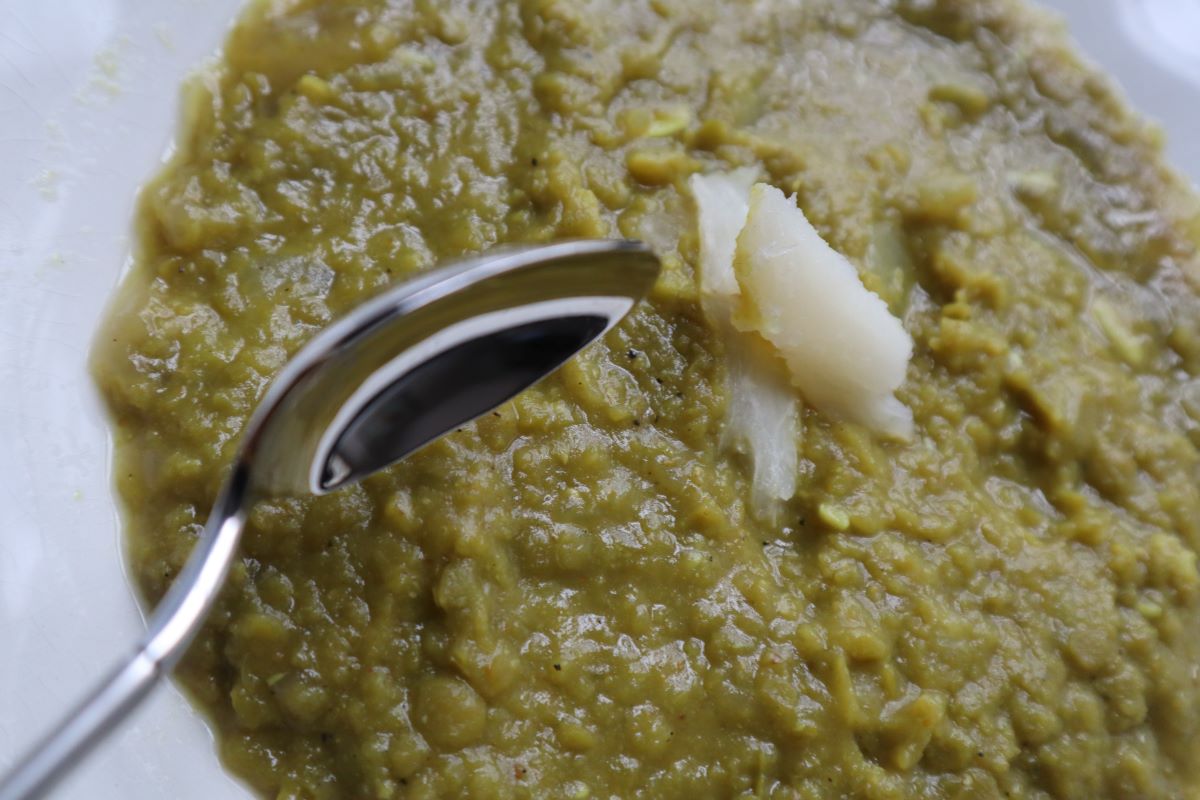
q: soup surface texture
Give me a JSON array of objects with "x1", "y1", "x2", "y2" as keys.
[{"x1": 95, "y1": 0, "x2": 1200, "y2": 797}]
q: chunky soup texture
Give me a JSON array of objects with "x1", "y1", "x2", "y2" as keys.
[{"x1": 94, "y1": 0, "x2": 1200, "y2": 797}]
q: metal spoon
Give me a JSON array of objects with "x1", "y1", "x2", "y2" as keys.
[{"x1": 0, "y1": 239, "x2": 660, "y2": 800}]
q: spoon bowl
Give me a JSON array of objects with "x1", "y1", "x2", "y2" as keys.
[{"x1": 246, "y1": 239, "x2": 658, "y2": 495}]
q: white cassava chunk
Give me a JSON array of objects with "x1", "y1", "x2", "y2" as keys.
[
  {"x1": 733, "y1": 183, "x2": 914, "y2": 439},
  {"x1": 690, "y1": 170, "x2": 800, "y2": 519}
]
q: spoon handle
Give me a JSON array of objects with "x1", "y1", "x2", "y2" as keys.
[
  {"x1": 0, "y1": 651, "x2": 160, "y2": 800},
  {"x1": 0, "y1": 474, "x2": 250, "y2": 800}
]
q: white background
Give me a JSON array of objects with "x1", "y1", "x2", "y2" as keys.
[{"x1": 0, "y1": 1, "x2": 1197, "y2": 797}]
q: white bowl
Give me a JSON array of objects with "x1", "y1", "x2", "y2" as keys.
[{"x1": 0, "y1": 1, "x2": 1196, "y2": 798}]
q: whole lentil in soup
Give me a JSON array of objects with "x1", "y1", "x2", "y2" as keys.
[{"x1": 94, "y1": 0, "x2": 1200, "y2": 798}]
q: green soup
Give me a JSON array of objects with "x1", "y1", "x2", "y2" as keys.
[{"x1": 94, "y1": 1, "x2": 1200, "y2": 797}]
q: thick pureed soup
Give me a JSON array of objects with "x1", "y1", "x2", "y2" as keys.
[{"x1": 94, "y1": 0, "x2": 1200, "y2": 797}]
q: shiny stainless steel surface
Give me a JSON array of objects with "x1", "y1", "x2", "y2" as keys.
[{"x1": 0, "y1": 240, "x2": 660, "y2": 800}]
